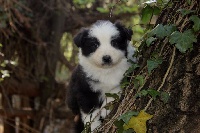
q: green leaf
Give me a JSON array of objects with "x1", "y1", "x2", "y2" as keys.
[
  {"x1": 147, "y1": 89, "x2": 160, "y2": 100},
  {"x1": 133, "y1": 79, "x2": 139, "y2": 89},
  {"x1": 148, "y1": 24, "x2": 176, "y2": 39},
  {"x1": 123, "y1": 129, "x2": 135, "y2": 133},
  {"x1": 135, "y1": 75, "x2": 145, "y2": 87},
  {"x1": 189, "y1": 15, "x2": 200, "y2": 32},
  {"x1": 169, "y1": 30, "x2": 197, "y2": 53},
  {"x1": 177, "y1": 9, "x2": 195, "y2": 16},
  {"x1": 153, "y1": 6, "x2": 161, "y2": 15},
  {"x1": 141, "y1": 5, "x2": 153, "y2": 24},
  {"x1": 114, "y1": 119, "x2": 124, "y2": 133},
  {"x1": 160, "y1": 92, "x2": 170, "y2": 104},
  {"x1": 121, "y1": 76, "x2": 130, "y2": 88},
  {"x1": 125, "y1": 63, "x2": 139, "y2": 75},
  {"x1": 96, "y1": 7, "x2": 109, "y2": 13},
  {"x1": 118, "y1": 111, "x2": 139, "y2": 124},
  {"x1": 135, "y1": 90, "x2": 148, "y2": 98},
  {"x1": 146, "y1": 37, "x2": 157, "y2": 47},
  {"x1": 133, "y1": 75, "x2": 145, "y2": 89},
  {"x1": 105, "y1": 93, "x2": 119, "y2": 100},
  {"x1": 147, "y1": 58, "x2": 163, "y2": 74},
  {"x1": 150, "y1": 52, "x2": 160, "y2": 59},
  {"x1": 164, "y1": 24, "x2": 177, "y2": 36}
]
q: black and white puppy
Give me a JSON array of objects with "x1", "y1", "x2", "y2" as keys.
[{"x1": 67, "y1": 20, "x2": 136, "y2": 133}]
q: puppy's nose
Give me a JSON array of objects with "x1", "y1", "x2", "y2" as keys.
[{"x1": 102, "y1": 55, "x2": 112, "y2": 64}]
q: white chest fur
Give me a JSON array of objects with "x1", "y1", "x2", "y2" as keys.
[
  {"x1": 80, "y1": 56, "x2": 130, "y2": 131},
  {"x1": 80, "y1": 55, "x2": 130, "y2": 94}
]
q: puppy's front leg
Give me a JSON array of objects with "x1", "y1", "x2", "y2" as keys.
[
  {"x1": 100, "y1": 97, "x2": 114, "y2": 119},
  {"x1": 100, "y1": 86, "x2": 121, "y2": 118},
  {"x1": 81, "y1": 109, "x2": 101, "y2": 131}
]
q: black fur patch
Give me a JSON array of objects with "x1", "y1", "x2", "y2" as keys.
[
  {"x1": 81, "y1": 37, "x2": 100, "y2": 57},
  {"x1": 67, "y1": 65, "x2": 103, "y2": 132},
  {"x1": 114, "y1": 21, "x2": 133, "y2": 57}
]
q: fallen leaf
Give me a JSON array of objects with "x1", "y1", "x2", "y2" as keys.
[{"x1": 124, "y1": 110, "x2": 153, "y2": 133}]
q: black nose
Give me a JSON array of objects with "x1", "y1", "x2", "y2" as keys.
[{"x1": 102, "y1": 55, "x2": 112, "y2": 64}]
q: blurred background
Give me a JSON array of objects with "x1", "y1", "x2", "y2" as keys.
[{"x1": 0, "y1": 0, "x2": 156, "y2": 132}]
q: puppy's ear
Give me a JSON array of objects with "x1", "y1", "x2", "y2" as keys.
[
  {"x1": 73, "y1": 28, "x2": 89, "y2": 48},
  {"x1": 114, "y1": 21, "x2": 133, "y2": 41}
]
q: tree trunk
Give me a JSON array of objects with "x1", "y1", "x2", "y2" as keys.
[
  {"x1": 140, "y1": 1, "x2": 200, "y2": 132},
  {"x1": 99, "y1": 0, "x2": 200, "y2": 132}
]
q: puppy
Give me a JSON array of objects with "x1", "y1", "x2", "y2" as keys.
[{"x1": 67, "y1": 20, "x2": 136, "y2": 133}]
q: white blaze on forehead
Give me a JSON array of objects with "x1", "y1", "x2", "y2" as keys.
[{"x1": 89, "y1": 21, "x2": 119, "y2": 43}]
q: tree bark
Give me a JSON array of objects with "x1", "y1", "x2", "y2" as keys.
[
  {"x1": 140, "y1": 1, "x2": 200, "y2": 132},
  {"x1": 98, "y1": 0, "x2": 200, "y2": 132}
]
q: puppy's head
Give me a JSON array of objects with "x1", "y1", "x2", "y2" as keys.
[{"x1": 74, "y1": 20, "x2": 133, "y2": 69}]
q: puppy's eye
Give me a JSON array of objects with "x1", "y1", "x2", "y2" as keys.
[
  {"x1": 91, "y1": 42, "x2": 99, "y2": 48},
  {"x1": 111, "y1": 40, "x2": 119, "y2": 46},
  {"x1": 86, "y1": 42, "x2": 99, "y2": 48},
  {"x1": 94, "y1": 43, "x2": 99, "y2": 48},
  {"x1": 85, "y1": 37, "x2": 99, "y2": 48}
]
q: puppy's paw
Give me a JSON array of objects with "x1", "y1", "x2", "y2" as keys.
[
  {"x1": 90, "y1": 120, "x2": 101, "y2": 131},
  {"x1": 100, "y1": 108, "x2": 111, "y2": 119}
]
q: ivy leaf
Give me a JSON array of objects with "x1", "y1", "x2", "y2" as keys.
[
  {"x1": 123, "y1": 129, "x2": 135, "y2": 133},
  {"x1": 114, "y1": 119, "x2": 125, "y2": 133},
  {"x1": 135, "y1": 90, "x2": 148, "y2": 98},
  {"x1": 105, "y1": 93, "x2": 119, "y2": 100},
  {"x1": 148, "y1": 24, "x2": 176, "y2": 39},
  {"x1": 124, "y1": 110, "x2": 153, "y2": 133},
  {"x1": 160, "y1": 92, "x2": 170, "y2": 104},
  {"x1": 147, "y1": 89, "x2": 160, "y2": 100},
  {"x1": 169, "y1": 30, "x2": 197, "y2": 53},
  {"x1": 125, "y1": 63, "x2": 139, "y2": 75},
  {"x1": 133, "y1": 79, "x2": 139, "y2": 89},
  {"x1": 189, "y1": 15, "x2": 200, "y2": 32},
  {"x1": 118, "y1": 111, "x2": 139, "y2": 124},
  {"x1": 148, "y1": 24, "x2": 165, "y2": 38},
  {"x1": 177, "y1": 9, "x2": 195, "y2": 16},
  {"x1": 164, "y1": 24, "x2": 177, "y2": 36},
  {"x1": 147, "y1": 57, "x2": 163, "y2": 74},
  {"x1": 146, "y1": 37, "x2": 157, "y2": 47},
  {"x1": 153, "y1": 6, "x2": 161, "y2": 15},
  {"x1": 141, "y1": 5, "x2": 153, "y2": 24},
  {"x1": 121, "y1": 80, "x2": 130, "y2": 88},
  {"x1": 135, "y1": 75, "x2": 145, "y2": 87},
  {"x1": 133, "y1": 75, "x2": 145, "y2": 89}
]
